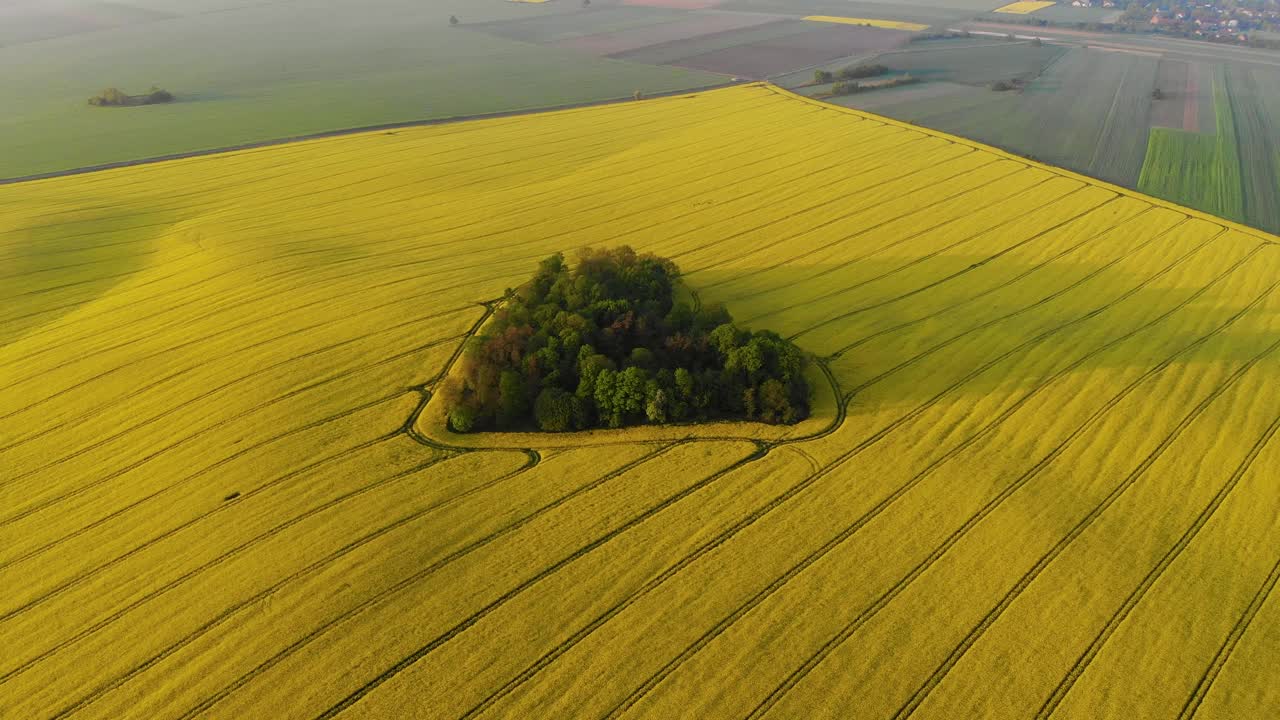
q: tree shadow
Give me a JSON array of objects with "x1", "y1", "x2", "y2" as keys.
[{"x1": 686, "y1": 251, "x2": 1278, "y2": 408}]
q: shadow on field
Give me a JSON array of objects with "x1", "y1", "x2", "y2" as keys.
[
  {"x1": 0, "y1": 203, "x2": 183, "y2": 349},
  {"x1": 688, "y1": 252, "x2": 1277, "y2": 409}
]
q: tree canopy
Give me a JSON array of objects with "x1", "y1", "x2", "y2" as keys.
[{"x1": 439, "y1": 246, "x2": 811, "y2": 433}]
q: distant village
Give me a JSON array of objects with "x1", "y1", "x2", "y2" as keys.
[{"x1": 1025, "y1": 1, "x2": 1280, "y2": 47}]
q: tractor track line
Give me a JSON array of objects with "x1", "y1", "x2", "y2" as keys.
[
  {"x1": 6, "y1": 449, "x2": 536, "y2": 695},
  {"x1": 106, "y1": 443, "x2": 678, "y2": 719},
  {"x1": 0, "y1": 432, "x2": 399, "y2": 627},
  {"x1": 0, "y1": 105, "x2": 853, "y2": 356},
  {"x1": 1035, "y1": 407, "x2": 1280, "y2": 718},
  {"x1": 0, "y1": 90, "x2": 766, "y2": 246},
  {"x1": 831, "y1": 209, "x2": 1182, "y2": 358},
  {"x1": 0, "y1": 390, "x2": 407, "y2": 573},
  {"x1": 1177, "y1": 551, "x2": 1280, "y2": 719},
  {"x1": 601, "y1": 234, "x2": 1241, "y2": 719},
  {"x1": 751, "y1": 183, "x2": 1107, "y2": 328},
  {"x1": 698, "y1": 157, "x2": 1040, "y2": 295},
  {"x1": 664, "y1": 141, "x2": 984, "y2": 267},
  {"x1": 743, "y1": 249, "x2": 1269, "y2": 719},
  {"x1": 0, "y1": 327, "x2": 467, "y2": 503},
  {"x1": 0, "y1": 334, "x2": 462, "y2": 534},
  {"x1": 788, "y1": 194, "x2": 1133, "y2": 339},
  {"x1": 311, "y1": 442, "x2": 769, "y2": 720},
  {"x1": 837, "y1": 228, "x2": 1225, "y2": 398},
  {"x1": 0, "y1": 303, "x2": 474, "y2": 433},
  {"x1": 884, "y1": 279, "x2": 1280, "y2": 720}
]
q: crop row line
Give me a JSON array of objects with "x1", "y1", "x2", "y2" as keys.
[
  {"x1": 0, "y1": 300, "x2": 474, "y2": 439},
  {"x1": 1, "y1": 258, "x2": 478, "y2": 390},
  {"x1": 1034, "y1": 405, "x2": 1280, "y2": 718},
  {"x1": 0, "y1": 95, "x2": 786, "y2": 285},
  {"x1": 163, "y1": 442, "x2": 684, "y2": 719},
  {"x1": 2, "y1": 84, "x2": 771, "y2": 216},
  {"x1": 303, "y1": 121, "x2": 915, "y2": 295},
  {"x1": 0, "y1": 429, "x2": 392, "y2": 628},
  {"x1": 0, "y1": 337, "x2": 462, "y2": 619},
  {"x1": 0, "y1": 102, "x2": 765, "y2": 306},
  {"x1": 116, "y1": 98, "x2": 811, "y2": 286},
  {"x1": 0, "y1": 390, "x2": 404, "y2": 574},
  {"x1": 786, "y1": 190, "x2": 1123, "y2": 339},
  {"x1": 0, "y1": 93, "x2": 791, "y2": 318},
  {"x1": 438, "y1": 220, "x2": 1222, "y2": 720},
  {"x1": 830, "y1": 208, "x2": 1178, "y2": 359},
  {"x1": 684, "y1": 154, "x2": 1025, "y2": 295},
  {"x1": 693, "y1": 156, "x2": 1035, "y2": 295},
  {"x1": 214, "y1": 98, "x2": 813, "y2": 245},
  {"x1": 41, "y1": 447, "x2": 461, "y2": 719},
  {"x1": 8, "y1": 440, "x2": 465, "y2": 686},
  {"x1": 838, "y1": 225, "x2": 1219, "y2": 400},
  {"x1": 1177, "y1": 549, "x2": 1280, "y2": 719},
  {"x1": 0, "y1": 102, "x2": 842, "y2": 361},
  {"x1": 0, "y1": 89, "x2": 771, "y2": 249},
  {"x1": 0, "y1": 315, "x2": 468, "y2": 504},
  {"x1": 752, "y1": 181, "x2": 1104, "y2": 329},
  {"x1": 0, "y1": 246, "x2": 165, "y2": 284},
  {"x1": 312, "y1": 441, "x2": 769, "y2": 720},
  {"x1": 460, "y1": 218, "x2": 1207, "y2": 717},
  {"x1": 746, "y1": 245, "x2": 1269, "y2": 719},
  {"x1": 3, "y1": 300, "x2": 493, "y2": 680},
  {"x1": 636, "y1": 130, "x2": 941, "y2": 266}
]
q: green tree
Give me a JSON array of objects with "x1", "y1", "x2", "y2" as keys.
[
  {"x1": 449, "y1": 404, "x2": 478, "y2": 433},
  {"x1": 534, "y1": 387, "x2": 576, "y2": 431},
  {"x1": 645, "y1": 381, "x2": 668, "y2": 424},
  {"x1": 629, "y1": 346, "x2": 655, "y2": 368},
  {"x1": 594, "y1": 368, "x2": 620, "y2": 427},
  {"x1": 757, "y1": 379, "x2": 795, "y2": 424},
  {"x1": 498, "y1": 369, "x2": 527, "y2": 427},
  {"x1": 674, "y1": 367, "x2": 695, "y2": 401}
]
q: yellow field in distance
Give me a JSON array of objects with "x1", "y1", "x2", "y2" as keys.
[
  {"x1": 994, "y1": 1, "x2": 1057, "y2": 14},
  {"x1": 802, "y1": 15, "x2": 931, "y2": 32},
  {"x1": 2, "y1": 83, "x2": 1278, "y2": 720}
]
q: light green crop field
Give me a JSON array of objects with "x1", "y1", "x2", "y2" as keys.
[
  {"x1": 3, "y1": 83, "x2": 1279, "y2": 719},
  {"x1": 0, "y1": 0, "x2": 722, "y2": 179},
  {"x1": 1139, "y1": 68, "x2": 1245, "y2": 224},
  {"x1": 849, "y1": 47, "x2": 1154, "y2": 187}
]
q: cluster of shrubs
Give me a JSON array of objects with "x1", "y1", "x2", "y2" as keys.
[
  {"x1": 439, "y1": 247, "x2": 811, "y2": 433},
  {"x1": 831, "y1": 74, "x2": 919, "y2": 96},
  {"x1": 990, "y1": 78, "x2": 1026, "y2": 92},
  {"x1": 813, "y1": 63, "x2": 889, "y2": 85},
  {"x1": 88, "y1": 86, "x2": 174, "y2": 107},
  {"x1": 910, "y1": 30, "x2": 971, "y2": 42}
]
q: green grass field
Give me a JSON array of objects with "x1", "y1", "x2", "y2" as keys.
[
  {"x1": 874, "y1": 40, "x2": 1067, "y2": 86},
  {"x1": 1224, "y1": 65, "x2": 1280, "y2": 234},
  {"x1": 0, "y1": 0, "x2": 723, "y2": 179},
  {"x1": 1139, "y1": 68, "x2": 1246, "y2": 225}
]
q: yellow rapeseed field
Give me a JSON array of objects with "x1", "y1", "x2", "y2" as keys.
[
  {"x1": 993, "y1": 1, "x2": 1057, "y2": 14},
  {"x1": 2, "y1": 83, "x2": 1278, "y2": 720},
  {"x1": 802, "y1": 16, "x2": 931, "y2": 32}
]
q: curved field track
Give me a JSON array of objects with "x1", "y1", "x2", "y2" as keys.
[{"x1": 2, "y1": 83, "x2": 1279, "y2": 720}]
